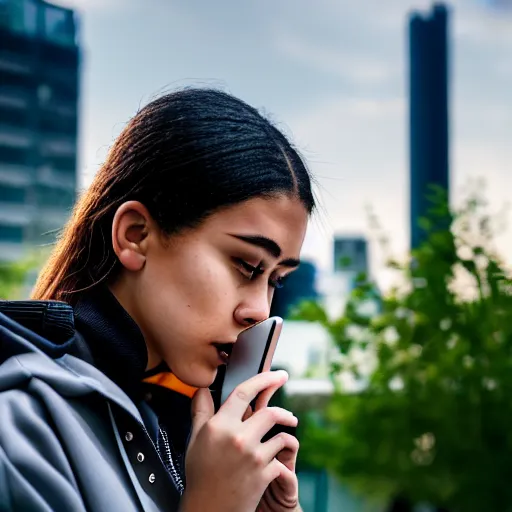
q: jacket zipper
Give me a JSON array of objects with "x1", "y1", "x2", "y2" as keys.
[
  {"x1": 159, "y1": 427, "x2": 185, "y2": 495},
  {"x1": 141, "y1": 426, "x2": 184, "y2": 495}
]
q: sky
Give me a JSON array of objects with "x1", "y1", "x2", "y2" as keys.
[{"x1": 54, "y1": 0, "x2": 512, "y2": 290}]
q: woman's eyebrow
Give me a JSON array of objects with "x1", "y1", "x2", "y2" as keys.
[{"x1": 229, "y1": 234, "x2": 301, "y2": 268}]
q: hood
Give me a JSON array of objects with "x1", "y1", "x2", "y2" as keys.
[{"x1": 0, "y1": 306, "x2": 143, "y2": 424}]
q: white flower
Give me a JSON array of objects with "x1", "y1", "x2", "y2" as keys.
[
  {"x1": 463, "y1": 355, "x2": 474, "y2": 369},
  {"x1": 483, "y1": 378, "x2": 497, "y2": 391},
  {"x1": 382, "y1": 326, "x2": 399, "y2": 346},
  {"x1": 440, "y1": 318, "x2": 452, "y2": 331},
  {"x1": 409, "y1": 344, "x2": 423, "y2": 358},
  {"x1": 388, "y1": 376, "x2": 404, "y2": 391}
]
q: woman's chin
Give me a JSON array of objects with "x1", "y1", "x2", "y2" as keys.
[{"x1": 175, "y1": 366, "x2": 219, "y2": 390}]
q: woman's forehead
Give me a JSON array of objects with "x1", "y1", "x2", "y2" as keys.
[{"x1": 201, "y1": 196, "x2": 308, "y2": 254}]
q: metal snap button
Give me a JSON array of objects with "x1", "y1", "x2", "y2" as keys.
[
  {"x1": 149, "y1": 473, "x2": 156, "y2": 484},
  {"x1": 137, "y1": 453, "x2": 145, "y2": 463},
  {"x1": 125, "y1": 432, "x2": 134, "y2": 442}
]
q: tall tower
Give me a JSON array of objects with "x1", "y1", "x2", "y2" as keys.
[{"x1": 409, "y1": 4, "x2": 450, "y2": 249}]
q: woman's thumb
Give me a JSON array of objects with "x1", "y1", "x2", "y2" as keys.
[{"x1": 189, "y1": 388, "x2": 215, "y2": 446}]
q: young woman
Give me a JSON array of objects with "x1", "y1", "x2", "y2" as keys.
[{"x1": 0, "y1": 88, "x2": 315, "y2": 511}]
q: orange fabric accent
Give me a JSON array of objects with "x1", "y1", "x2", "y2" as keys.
[{"x1": 143, "y1": 372, "x2": 198, "y2": 398}]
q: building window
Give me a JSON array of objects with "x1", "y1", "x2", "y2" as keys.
[
  {"x1": 0, "y1": 224, "x2": 24, "y2": 243},
  {"x1": 43, "y1": 5, "x2": 75, "y2": 46},
  {"x1": 38, "y1": 79, "x2": 78, "y2": 104},
  {"x1": 45, "y1": 155, "x2": 75, "y2": 171},
  {"x1": 0, "y1": 184, "x2": 26, "y2": 203},
  {"x1": 35, "y1": 184, "x2": 75, "y2": 209},
  {"x1": 1, "y1": 69, "x2": 34, "y2": 90},
  {"x1": 0, "y1": 146, "x2": 28, "y2": 165},
  {"x1": 37, "y1": 84, "x2": 52, "y2": 104},
  {"x1": 355, "y1": 240, "x2": 366, "y2": 254},
  {"x1": 335, "y1": 240, "x2": 345, "y2": 251},
  {"x1": 0, "y1": 0, "x2": 37, "y2": 36},
  {"x1": 22, "y1": 0, "x2": 37, "y2": 35},
  {"x1": 0, "y1": 106, "x2": 29, "y2": 128},
  {"x1": 39, "y1": 112, "x2": 76, "y2": 135},
  {"x1": 0, "y1": 1, "x2": 10, "y2": 31}
]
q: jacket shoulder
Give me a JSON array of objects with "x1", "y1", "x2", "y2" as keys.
[{"x1": 0, "y1": 300, "x2": 94, "y2": 364}]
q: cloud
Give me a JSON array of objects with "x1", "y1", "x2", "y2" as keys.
[
  {"x1": 288, "y1": 95, "x2": 406, "y2": 165},
  {"x1": 285, "y1": 93, "x2": 408, "y2": 281},
  {"x1": 274, "y1": 32, "x2": 397, "y2": 87}
]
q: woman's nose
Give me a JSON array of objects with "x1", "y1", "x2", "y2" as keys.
[{"x1": 234, "y1": 294, "x2": 270, "y2": 327}]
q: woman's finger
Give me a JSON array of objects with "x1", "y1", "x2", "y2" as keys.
[
  {"x1": 243, "y1": 407, "x2": 298, "y2": 443},
  {"x1": 253, "y1": 380, "x2": 284, "y2": 412},
  {"x1": 262, "y1": 453, "x2": 296, "y2": 485},
  {"x1": 219, "y1": 370, "x2": 288, "y2": 420},
  {"x1": 258, "y1": 432, "x2": 300, "y2": 466},
  {"x1": 276, "y1": 437, "x2": 299, "y2": 472}
]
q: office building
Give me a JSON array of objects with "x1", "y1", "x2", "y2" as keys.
[
  {"x1": 409, "y1": 3, "x2": 450, "y2": 249},
  {"x1": 0, "y1": 0, "x2": 80, "y2": 261}
]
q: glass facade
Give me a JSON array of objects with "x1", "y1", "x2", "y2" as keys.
[{"x1": 0, "y1": 0, "x2": 80, "y2": 260}]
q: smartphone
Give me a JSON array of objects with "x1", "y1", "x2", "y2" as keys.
[{"x1": 219, "y1": 316, "x2": 283, "y2": 407}]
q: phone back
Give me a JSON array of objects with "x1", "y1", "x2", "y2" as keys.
[{"x1": 220, "y1": 316, "x2": 283, "y2": 406}]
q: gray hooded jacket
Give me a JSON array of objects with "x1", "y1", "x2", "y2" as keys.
[{"x1": 0, "y1": 306, "x2": 182, "y2": 512}]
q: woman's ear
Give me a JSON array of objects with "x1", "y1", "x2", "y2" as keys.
[{"x1": 112, "y1": 201, "x2": 152, "y2": 272}]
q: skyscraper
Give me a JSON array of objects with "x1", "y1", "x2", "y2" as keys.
[
  {"x1": 409, "y1": 3, "x2": 450, "y2": 249},
  {"x1": 0, "y1": 0, "x2": 80, "y2": 261}
]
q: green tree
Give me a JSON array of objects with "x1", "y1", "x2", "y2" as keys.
[
  {"x1": 294, "y1": 187, "x2": 512, "y2": 511},
  {"x1": 0, "y1": 257, "x2": 38, "y2": 299}
]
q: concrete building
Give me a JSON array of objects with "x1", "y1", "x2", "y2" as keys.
[{"x1": 0, "y1": 0, "x2": 80, "y2": 261}]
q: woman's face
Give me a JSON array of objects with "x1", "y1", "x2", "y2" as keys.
[{"x1": 111, "y1": 195, "x2": 309, "y2": 388}]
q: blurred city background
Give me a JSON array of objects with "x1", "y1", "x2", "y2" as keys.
[{"x1": 1, "y1": 0, "x2": 512, "y2": 510}]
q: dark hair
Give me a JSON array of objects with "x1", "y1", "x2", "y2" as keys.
[{"x1": 32, "y1": 88, "x2": 315, "y2": 304}]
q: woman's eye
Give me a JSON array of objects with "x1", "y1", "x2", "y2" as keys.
[
  {"x1": 234, "y1": 259, "x2": 288, "y2": 289},
  {"x1": 269, "y1": 274, "x2": 288, "y2": 289},
  {"x1": 235, "y1": 258, "x2": 263, "y2": 280}
]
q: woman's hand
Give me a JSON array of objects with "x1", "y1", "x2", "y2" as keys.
[
  {"x1": 251, "y1": 381, "x2": 301, "y2": 512},
  {"x1": 255, "y1": 438, "x2": 301, "y2": 512},
  {"x1": 181, "y1": 370, "x2": 298, "y2": 512}
]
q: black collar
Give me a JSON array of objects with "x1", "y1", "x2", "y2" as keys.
[{"x1": 73, "y1": 285, "x2": 154, "y2": 400}]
